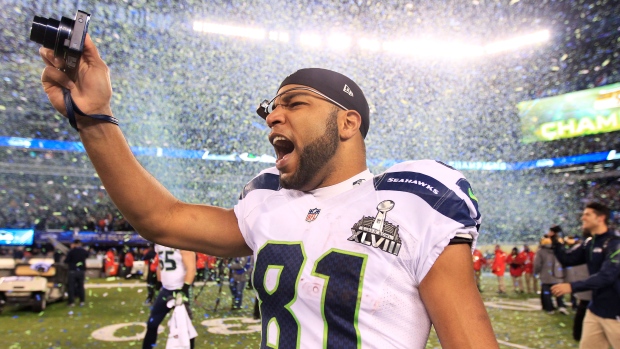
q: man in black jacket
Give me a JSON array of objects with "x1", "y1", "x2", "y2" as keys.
[
  {"x1": 550, "y1": 202, "x2": 620, "y2": 348},
  {"x1": 65, "y1": 239, "x2": 90, "y2": 306}
]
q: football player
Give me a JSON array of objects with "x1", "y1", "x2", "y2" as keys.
[
  {"x1": 39, "y1": 35, "x2": 497, "y2": 348},
  {"x1": 142, "y1": 245, "x2": 196, "y2": 349}
]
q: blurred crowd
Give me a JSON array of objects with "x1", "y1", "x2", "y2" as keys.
[
  {"x1": 0, "y1": 0, "x2": 618, "y2": 241},
  {"x1": 0, "y1": 176, "x2": 133, "y2": 231}
]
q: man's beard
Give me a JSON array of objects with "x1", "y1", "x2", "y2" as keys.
[{"x1": 280, "y1": 109, "x2": 339, "y2": 190}]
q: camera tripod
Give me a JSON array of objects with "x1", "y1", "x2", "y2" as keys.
[{"x1": 192, "y1": 258, "x2": 229, "y2": 312}]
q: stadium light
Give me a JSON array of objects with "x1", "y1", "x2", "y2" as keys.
[
  {"x1": 193, "y1": 22, "x2": 266, "y2": 40},
  {"x1": 192, "y1": 21, "x2": 550, "y2": 57},
  {"x1": 484, "y1": 30, "x2": 550, "y2": 54},
  {"x1": 327, "y1": 33, "x2": 352, "y2": 50},
  {"x1": 451, "y1": 43, "x2": 484, "y2": 58},
  {"x1": 382, "y1": 38, "x2": 485, "y2": 59},
  {"x1": 357, "y1": 37, "x2": 381, "y2": 51},
  {"x1": 381, "y1": 40, "x2": 411, "y2": 54},
  {"x1": 269, "y1": 31, "x2": 289, "y2": 42},
  {"x1": 299, "y1": 32, "x2": 322, "y2": 48}
]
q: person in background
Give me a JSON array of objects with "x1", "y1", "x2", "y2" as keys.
[
  {"x1": 65, "y1": 239, "x2": 89, "y2": 307},
  {"x1": 195, "y1": 252, "x2": 208, "y2": 282},
  {"x1": 492, "y1": 245, "x2": 507, "y2": 294},
  {"x1": 472, "y1": 248, "x2": 486, "y2": 292},
  {"x1": 563, "y1": 235, "x2": 580, "y2": 309},
  {"x1": 54, "y1": 247, "x2": 65, "y2": 264},
  {"x1": 121, "y1": 246, "x2": 134, "y2": 278},
  {"x1": 205, "y1": 254, "x2": 217, "y2": 281},
  {"x1": 519, "y1": 244, "x2": 537, "y2": 294},
  {"x1": 534, "y1": 228, "x2": 569, "y2": 315},
  {"x1": 23, "y1": 248, "x2": 33, "y2": 260},
  {"x1": 550, "y1": 203, "x2": 620, "y2": 348},
  {"x1": 143, "y1": 245, "x2": 196, "y2": 349},
  {"x1": 506, "y1": 247, "x2": 525, "y2": 293},
  {"x1": 12, "y1": 246, "x2": 25, "y2": 262},
  {"x1": 562, "y1": 231, "x2": 592, "y2": 342},
  {"x1": 142, "y1": 244, "x2": 158, "y2": 305},
  {"x1": 229, "y1": 256, "x2": 251, "y2": 310},
  {"x1": 104, "y1": 247, "x2": 117, "y2": 277}
]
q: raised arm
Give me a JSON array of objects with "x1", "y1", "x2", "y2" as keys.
[
  {"x1": 552, "y1": 240, "x2": 587, "y2": 267},
  {"x1": 419, "y1": 244, "x2": 498, "y2": 349},
  {"x1": 38, "y1": 34, "x2": 250, "y2": 257},
  {"x1": 552, "y1": 239, "x2": 620, "y2": 297}
]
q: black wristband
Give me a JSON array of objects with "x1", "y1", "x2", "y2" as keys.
[
  {"x1": 181, "y1": 282, "x2": 190, "y2": 296},
  {"x1": 62, "y1": 87, "x2": 119, "y2": 131}
]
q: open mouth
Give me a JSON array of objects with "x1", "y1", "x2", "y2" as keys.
[{"x1": 272, "y1": 136, "x2": 295, "y2": 161}]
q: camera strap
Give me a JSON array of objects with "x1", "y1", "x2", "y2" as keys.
[{"x1": 62, "y1": 87, "x2": 119, "y2": 131}]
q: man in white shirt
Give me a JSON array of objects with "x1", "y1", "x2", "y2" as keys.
[
  {"x1": 142, "y1": 245, "x2": 196, "y2": 349},
  {"x1": 38, "y1": 34, "x2": 497, "y2": 348}
]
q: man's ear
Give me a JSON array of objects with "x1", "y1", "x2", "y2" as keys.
[{"x1": 340, "y1": 110, "x2": 362, "y2": 140}]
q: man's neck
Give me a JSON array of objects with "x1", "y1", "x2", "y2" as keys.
[
  {"x1": 306, "y1": 157, "x2": 367, "y2": 191},
  {"x1": 591, "y1": 225, "x2": 609, "y2": 236}
]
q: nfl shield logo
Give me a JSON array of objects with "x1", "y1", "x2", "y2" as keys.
[{"x1": 305, "y1": 208, "x2": 321, "y2": 222}]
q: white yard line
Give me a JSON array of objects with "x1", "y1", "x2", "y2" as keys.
[
  {"x1": 84, "y1": 281, "x2": 534, "y2": 349},
  {"x1": 497, "y1": 339, "x2": 533, "y2": 349}
]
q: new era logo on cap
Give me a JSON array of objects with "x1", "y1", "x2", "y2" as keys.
[{"x1": 343, "y1": 84, "x2": 354, "y2": 97}]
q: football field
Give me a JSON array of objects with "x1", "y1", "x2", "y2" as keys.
[{"x1": 1, "y1": 273, "x2": 579, "y2": 348}]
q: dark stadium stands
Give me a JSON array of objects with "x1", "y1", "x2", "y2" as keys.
[{"x1": 1, "y1": 0, "x2": 619, "y2": 243}]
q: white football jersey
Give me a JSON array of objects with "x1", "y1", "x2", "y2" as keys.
[
  {"x1": 234, "y1": 160, "x2": 481, "y2": 349},
  {"x1": 155, "y1": 244, "x2": 186, "y2": 290}
]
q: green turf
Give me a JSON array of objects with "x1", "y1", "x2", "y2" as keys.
[{"x1": 0, "y1": 275, "x2": 581, "y2": 348}]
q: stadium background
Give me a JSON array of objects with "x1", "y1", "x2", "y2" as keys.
[
  {"x1": 2, "y1": 0, "x2": 619, "y2": 244},
  {"x1": 0, "y1": 0, "x2": 619, "y2": 348}
]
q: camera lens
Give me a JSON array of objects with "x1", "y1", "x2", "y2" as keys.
[
  {"x1": 30, "y1": 16, "x2": 59, "y2": 49},
  {"x1": 30, "y1": 15, "x2": 74, "y2": 56}
]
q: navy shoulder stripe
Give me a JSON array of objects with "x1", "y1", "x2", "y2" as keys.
[
  {"x1": 435, "y1": 160, "x2": 457, "y2": 171},
  {"x1": 374, "y1": 171, "x2": 476, "y2": 227},
  {"x1": 456, "y1": 178, "x2": 481, "y2": 220},
  {"x1": 239, "y1": 173, "x2": 280, "y2": 200}
]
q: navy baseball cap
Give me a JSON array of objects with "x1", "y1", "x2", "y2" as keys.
[{"x1": 259, "y1": 68, "x2": 370, "y2": 138}]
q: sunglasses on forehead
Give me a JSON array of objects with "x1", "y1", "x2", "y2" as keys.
[{"x1": 256, "y1": 86, "x2": 348, "y2": 119}]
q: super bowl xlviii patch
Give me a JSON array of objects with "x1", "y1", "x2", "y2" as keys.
[
  {"x1": 305, "y1": 208, "x2": 321, "y2": 222},
  {"x1": 348, "y1": 200, "x2": 402, "y2": 256}
]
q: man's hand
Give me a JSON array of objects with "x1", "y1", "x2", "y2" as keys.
[
  {"x1": 173, "y1": 283, "x2": 191, "y2": 304},
  {"x1": 551, "y1": 283, "x2": 571, "y2": 296},
  {"x1": 39, "y1": 34, "x2": 114, "y2": 121}
]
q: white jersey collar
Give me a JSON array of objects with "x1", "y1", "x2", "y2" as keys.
[{"x1": 308, "y1": 169, "x2": 374, "y2": 202}]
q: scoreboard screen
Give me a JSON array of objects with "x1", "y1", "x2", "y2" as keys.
[
  {"x1": 0, "y1": 229, "x2": 35, "y2": 246},
  {"x1": 518, "y1": 82, "x2": 620, "y2": 143}
]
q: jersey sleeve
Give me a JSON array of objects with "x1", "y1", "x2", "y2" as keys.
[
  {"x1": 415, "y1": 203, "x2": 480, "y2": 283},
  {"x1": 378, "y1": 160, "x2": 481, "y2": 284},
  {"x1": 233, "y1": 167, "x2": 281, "y2": 251}
]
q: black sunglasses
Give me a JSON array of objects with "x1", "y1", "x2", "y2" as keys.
[{"x1": 256, "y1": 86, "x2": 347, "y2": 119}]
